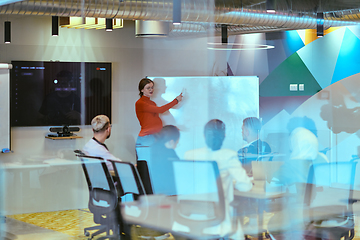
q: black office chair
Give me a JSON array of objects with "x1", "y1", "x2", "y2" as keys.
[
  {"x1": 79, "y1": 155, "x2": 122, "y2": 240},
  {"x1": 110, "y1": 161, "x2": 146, "y2": 201},
  {"x1": 111, "y1": 161, "x2": 171, "y2": 239},
  {"x1": 136, "y1": 160, "x2": 154, "y2": 195},
  {"x1": 303, "y1": 161, "x2": 357, "y2": 240},
  {"x1": 74, "y1": 149, "x2": 86, "y2": 156},
  {"x1": 170, "y1": 160, "x2": 235, "y2": 239}
]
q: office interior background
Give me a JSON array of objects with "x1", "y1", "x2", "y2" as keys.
[{"x1": 2, "y1": 0, "x2": 360, "y2": 239}]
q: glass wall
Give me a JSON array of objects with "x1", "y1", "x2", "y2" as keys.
[{"x1": 1, "y1": 1, "x2": 360, "y2": 239}]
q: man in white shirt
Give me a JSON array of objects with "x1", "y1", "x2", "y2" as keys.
[
  {"x1": 184, "y1": 119, "x2": 252, "y2": 240},
  {"x1": 83, "y1": 115, "x2": 121, "y2": 170}
]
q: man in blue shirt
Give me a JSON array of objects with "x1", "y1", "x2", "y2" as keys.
[{"x1": 238, "y1": 117, "x2": 271, "y2": 174}]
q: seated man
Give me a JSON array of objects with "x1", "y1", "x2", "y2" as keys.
[
  {"x1": 184, "y1": 119, "x2": 252, "y2": 240},
  {"x1": 133, "y1": 126, "x2": 179, "y2": 240},
  {"x1": 83, "y1": 115, "x2": 131, "y2": 240},
  {"x1": 83, "y1": 115, "x2": 121, "y2": 170},
  {"x1": 238, "y1": 117, "x2": 271, "y2": 174},
  {"x1": 148, "y1": 125, "x2": 180, "y2": 196}
]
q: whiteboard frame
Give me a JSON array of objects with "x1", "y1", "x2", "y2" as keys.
[{"x1": 0, "y1": 63, "x2": 12, "y2": 151}]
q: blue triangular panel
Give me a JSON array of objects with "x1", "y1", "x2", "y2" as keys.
[
  {"x1": 298, "y1": 28, "x2": 345, "y2": 89},
  {"x1": 284, "y1": 30, "x2": 305, "y2": 56},
  {"x1": 347, "y1": 25, "x2": 360, "y2": 40},
  {"x1": 332, "y1": 28, "x2": 360, "y2": 84}
]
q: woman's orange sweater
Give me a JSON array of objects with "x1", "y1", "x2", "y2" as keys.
[{"x1": 135, "y1": 95, "x2": 177, "y2": 136}]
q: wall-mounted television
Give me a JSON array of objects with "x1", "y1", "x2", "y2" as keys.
[{"x1": 10, "y1": 61, "x2": 112, "y2": 127}]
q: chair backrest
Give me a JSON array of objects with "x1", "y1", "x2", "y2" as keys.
[
  {"x1": 304, "y1": 161, "x2": 357, "y2": 221},
  {"x1": 79, "y1": 155, "x2": 118, "y2": 213},
  {"x1": 171, "y1": 160, "x2": 226, "y2": 234},
  {"x1": 110, "y1": 161, "x2": 146, "y2": 201},
  {"x1": 74, "y1": 149, "x2": 86, "y2": 156},
  {"x1": 136, "y1": 160, "x2": 154, "y2": 194}
]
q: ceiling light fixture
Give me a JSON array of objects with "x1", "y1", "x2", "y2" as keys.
[
  {"x1": 60, "y1": 17, "x2": 123, "y2": 30},
  {"x1": 317, "y1": 12, "x2": 324, "y2": 37},
  {"x1": 106, "y1": 18, "x2": 113, "y2": 31},
  {"x1": 173, "y1": 0, "x2": 181, "y2": 25},
  {"x1": 207, "y1": 43, "x2": 275, "y2": 51},
  {"x1": 52, "y1": 16, "x2": 59, "y2": 36},
  {"x1": 266, "y1": 0, "x2": 275, "y2": 13},
  {"x1": 4, "y1": 21, "x2": 10, "y2": 43},
  {"x1": 221, "y1": 25, "x2": 228, "y2": 44}
]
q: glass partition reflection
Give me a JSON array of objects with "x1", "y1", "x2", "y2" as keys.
[{"x1": 1, "y1": 1, "x2": 359, "y2": 239}]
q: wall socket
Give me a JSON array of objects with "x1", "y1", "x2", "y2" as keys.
[
  {"x1": 290, "y1": 84, "x2": 298, "y2": 91},
  {"x1": 299, "y1": 84, "x2": 304, "y2": 91}
]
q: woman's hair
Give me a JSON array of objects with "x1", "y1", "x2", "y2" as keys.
[
  {"x1": 287, "y1": 116, "x2": 317, "y2": 137},
  {"x1": 138, "y1": 78, "x2": 154, "y2": 97},
  {"x1": 204, "y1": 119, "x2": 225, "y2": 151}
]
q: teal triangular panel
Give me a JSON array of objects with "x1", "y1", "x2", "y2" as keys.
[
  {"x1": 298, "y1": 28, "x2": 345, "y2": 89},
  {"x1": 260, "y1": 53, "x2": 322, "y2": 97},
  {"x1": 332, "y1": 28, "x2": 360, "y2": 83}
]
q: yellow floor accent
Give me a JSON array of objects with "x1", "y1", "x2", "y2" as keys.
[
  {"x1": 8, "y1": 209, "x2": 95, "y2": 238},
  {"x1": 7, "y1": 209, "x2": 175, "y2": 240},
  {"x1": 11, "y1": 209, "x2": 360, "y2": 240}
]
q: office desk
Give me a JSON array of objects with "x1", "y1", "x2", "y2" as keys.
[
  {"x1": 234, "y1": 181, "x2": 287, "y2": 239},
  {"x1": 122, "y1": 185, "x2": 286, "y2": 240},
  {"x1": 122, "y1": 195, "x2": 181, "y2": 237},
  {"x1": 123, "y1": 183, "x2": 357, "y2": 240},
  {"x1": 122, "y1": 194, "x2": 231, "y2": 240},
  {"x1": 2, "y1": 158, "x2": 88, "y2": 215},
  {"x1": 235, "y1": 182, "x2": 357, "y2": 239}
]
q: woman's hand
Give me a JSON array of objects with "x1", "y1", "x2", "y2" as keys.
[{"x1": 176, "y1": 92, "x2": 183, "y2": 102}]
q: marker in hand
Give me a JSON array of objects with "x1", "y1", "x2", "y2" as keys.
[
  {"x1": 182, "y1": 88, "x2": 186, "y2": 97},
  {"x1": 176, "y1": 92, "x2": 183, "y2": 102}
]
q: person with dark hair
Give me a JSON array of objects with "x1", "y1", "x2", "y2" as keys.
[
  {"x1": 135, "y1": 77, "x2": 183, "y2": 161},
  {"x1": 184, "y1": 119, "x2": 252, "y2": 239},
  {"x1": 238, "y1": 117, "x2": 271, "y2": 174},
  {"x1": 266, "y1": 127, "x2": 328, "y2": 240},
  {"x1": 147, "y1": 125, "x2": 180, "y2": 196},
  {"x1": 132, "y1": 125, "x2": 181, "y2": 240},
  {"x1": 286, "y1": 116, "x2": 318, "y2": 137},
  {"x1": 156, "y1": 125, "x2": 180, "y2": 147},
  {"x1": 83, "y1": 115, "x2": 121, "y2": 170}
]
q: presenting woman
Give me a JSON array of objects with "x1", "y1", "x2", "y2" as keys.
[{"x1": 135, "y1": 77, "x2": 183, "y2": 161}]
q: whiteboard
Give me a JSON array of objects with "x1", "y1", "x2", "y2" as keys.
[
  {"x1": 149, "y1": 76, "x2": 259, "y2": 158},
  {"x1": 0, "y1": 64, "x2": 11, "y2": 151}
]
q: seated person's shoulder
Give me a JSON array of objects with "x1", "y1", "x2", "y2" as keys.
[
  {"x1": 220, "y1": 148, "x2": 238, "y2": 156},
  {"x1": 261, "y1": 140, "x2": 271, "y2": 153},
  {"x1": 315, "y1": 152, "x2": 329, "y2": 163},
  {"x1": 238, "y1": 145, "x2": 249, "y2": 155},
  {"x1": 184, "y1": 147, "x2": 207, "y2": 160}
]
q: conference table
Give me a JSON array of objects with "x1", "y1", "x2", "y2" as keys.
[
  {"x1": 234, "y1": 181, "x2": 288, "y2": 239},
  {"x1": 121, "y1": 181, "x2": 288, "y2": 240}
]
